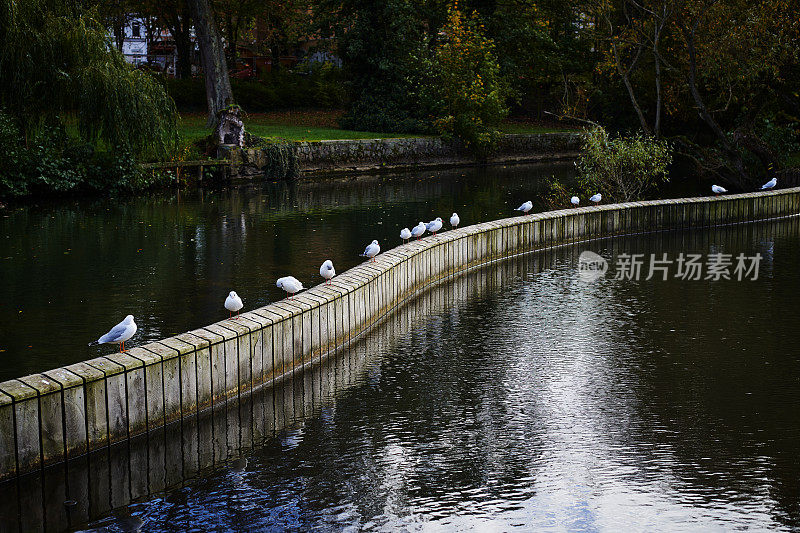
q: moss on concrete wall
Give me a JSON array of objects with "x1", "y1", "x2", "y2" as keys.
[{"x1": 222, "y1": 133, "x2": 581, "y2": 179}]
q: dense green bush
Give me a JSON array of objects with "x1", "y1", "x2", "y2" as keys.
[
  {"x1": 233, "y1": 81, "x2": 280, "y2": 110},
  {"x1": 332, "y1": 2, "x2": 509, "y2": 149},
  {"x1": 0, "y1": 112, "x2": 170, "y2": 198},
  {"x1": 749, "y1": 118, "x2": 799, "y2": 171},
  {"x1": 575, "y1": 126, "x2": 672, "y2": 202},
  {"x1": 164, "y1": 64, "x2": 347, "y2": 112},
  {"x1": 340, "y1": 94, "x2": 432, "y2": 133},
  {"x1": 331, "y1": 0, "x2": 436, "y2": 134}
]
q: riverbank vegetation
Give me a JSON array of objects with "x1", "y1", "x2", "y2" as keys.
[
  {"x1": 1, "y1": 0, "x2": 798, "y2": 199},
  {"x1": 322, "y1": 0, "x2": 798, "y2": 188},
  {"x1": 579, "y1": 126, "x2": 672, "y2": 202},
  {"x1": 176, "y1": 111, "x2": 574, "y2": 144},
  {"x1": 179, "y1": 0, "x2": 798, "y2": 188},
  {"x1": 0, "y1": 0, "x2": 177, "y2": 197}
]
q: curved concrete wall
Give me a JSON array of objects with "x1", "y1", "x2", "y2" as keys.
[
  {"x1": 1, "y1": 188, "x2": 799, "y2": 481},
  {"x1": 0, "y1": 251, "x2": 529, "y2": 531}
]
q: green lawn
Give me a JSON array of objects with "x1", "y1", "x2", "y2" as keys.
[
  {"x1": 178, "y1": 111, "x2": 578, "y2": 145},
  {"x1": 248, "y1": 124, "x2": 422, "y2": 142},
  {"x1": 178, "y1": 112, "x2": 422, "y2": 144}
]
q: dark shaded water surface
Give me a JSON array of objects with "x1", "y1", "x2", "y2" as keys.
[
  {"x1": 2, "y1": 216, "x2": 797, "y2": 532},
  {"x1": 0, "y1": 163, "x2": 573, "y2": 381}
]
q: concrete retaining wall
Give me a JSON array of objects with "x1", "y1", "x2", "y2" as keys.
[
  {"x1": 0, "y1": 253, "x2": 521, "y2": 531},
  {"x1": 224, "y1": 133, "x2": 581, "y2": 178},
  {"x1": 1, "y1": 188, "x2": 799, "y2": 481}
]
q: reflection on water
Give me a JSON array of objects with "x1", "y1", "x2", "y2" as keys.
[
  {"x1": 1, "y1": 217, "x2": 799, "y2": 532},
  {"x1": 0, "y1": 163, "x2": 573, "y2": 381}
]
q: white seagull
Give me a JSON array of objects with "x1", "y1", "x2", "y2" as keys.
[
  {"x1": 426, "y1": 217, "x2": 443, "y2": 235},
  {"x1": 400, "y1": 227, "x2": 412, "y2": 243},
  {"x1": 711, "y1": 184, "x2": 727, "y2": 195},
  {"x1": 89, "y1": 315, "x2": 137, "y2": 353},
  {"x1": 450, "y1": 213, "x2": 460, "y2": 228},
  {"x1": 320, "y1": 260, "x2": 335, "y2": 285},
  {"x1": 571, "y1": 196, "x2": 580, "y2": 207},
  {"x1": 360, "y1": 240, "x2": 380, "y2": 262},
  {"x1": 761, "y1": 178, "x2": 777, "y2": 190},
  {"x1": 411, "y1": 222, "x2": 426, "y2": 240},
  {"x1": 277, "y1": 276, "x2": 304, "y2": 299},
  {"x1": 589, "y1": 193, "x2": 602, "y2": 203},
  {"x1": 515, "y1": 201, "x2": 533, "y2": 215},
  {"x1": 225, "y1": 291, "x2": 243, "y2": 319}
]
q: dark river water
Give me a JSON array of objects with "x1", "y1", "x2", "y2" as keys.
[
  {"x1": 4, "y1": 215, "x2": 790, "y2": 532},
  {"x1": 0, "y1": 163, "x2": 573, "y2": 381},
  {"x1": 2, "y1": 167, "x2": 800, "y2": 532}
]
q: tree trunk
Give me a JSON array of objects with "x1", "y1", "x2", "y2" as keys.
[
  {"x1": 223, "y1": 14, "x2": 241, "y2": 69},
  {"x1": 653, "y1": 23, "x2": 663, "y2": 138},
  {"x1": 174, "y1": 33, "x2": 193, "y2": 79},
  {"x1": 160, "y1": 7, "x2": 194, "y2": 79},
  {"x1": 604, "y1": 6, "x2": 652, "y2": 136},
  {"x1": 681, "y1": 20, "x2": 748, "y2": 185},
  {"x1": 175, "y1": 5, "x2": 193, "y2": 79},
  {"x1": 189, "y1": 0, "x2": 234, "y2": 128},
  {"x1": 271, "y1": 40, "x2": 281, "y2": 73},
  {"x1": 112, "y1": 17, "x2": 126, "y2": 52},
  {"x1": 611, "y1": 40, "x2": 651, "y2": 135},
  {"x1": 143, "y1": 16, "x2": 157, "y2": 58}
]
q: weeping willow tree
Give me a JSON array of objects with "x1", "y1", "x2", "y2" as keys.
[{"x1": 0, "y1": 0, "x2": 177, "y2": 159}]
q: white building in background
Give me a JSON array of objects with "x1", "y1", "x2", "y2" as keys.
[
  {"x1": 119, "y1": 17, "x2": 148, "y2": 66},
  {"x1": 111, "y1": 16, "x2": 181, "y2": 75}
]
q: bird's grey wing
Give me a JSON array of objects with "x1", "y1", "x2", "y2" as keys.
[{"x1": 99, "y1": 322, "x2": 128, "y2": 343}]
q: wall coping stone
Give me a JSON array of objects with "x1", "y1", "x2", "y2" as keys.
[{"x1": 2, "y1": 378, "x2": 45, "y2": 401}]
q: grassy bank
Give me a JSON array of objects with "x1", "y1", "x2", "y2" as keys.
[
  {"x1": 179, "y1": 111, "x2": 421, "y2": 144},
  {"x1": 178, "y1": 110, "x2": 579, "y2": 145}
]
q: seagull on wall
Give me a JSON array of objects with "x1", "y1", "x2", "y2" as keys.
[
  {"x1": 515, "y1": 201, "x2": 533, "y2": 215},
  {"x1": 89, "y1": 315, "x2": 137, "y2": 352},
  {"x1": 450, "y1": 213, "x2": 460, "y2": 228},
  {"x1": 277, "y1": 276, "x2": 304, "y2": 299},
  {"x1": 320, "y1": 260, "x2": 335, "y2": 285},
  {"x1": 411, "y1": 222, "x2": 426, "y2": 240},
  {"x1": 225, "y1": 291, "x2": 243, "y2": 319},
  {"x1": 426, "y1": 217, "x2": 443, "y2": 235},
  {"x1": 761, "y1": 178, "x2": 777, "y2": 190},
  {"x1": 360, "y1": 240, "x2": 380, "y2": 262}
]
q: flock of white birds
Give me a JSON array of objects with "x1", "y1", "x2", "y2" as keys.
[{"x1": 91, "y1": 176, "x2": 780, "y2": 353}]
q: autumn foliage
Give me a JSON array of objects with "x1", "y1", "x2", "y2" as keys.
[{"x1": 430, "y1": 3, "x2": 508, "y2": 157}]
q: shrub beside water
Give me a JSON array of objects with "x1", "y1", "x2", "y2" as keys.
[
  {"x1": 165, "y1": 64, "x2": 347, "y2": 113},
  {"x1": 543, "y1": 126, "x2": 672, "y2": 209},
  {"x1": 575, "y1": 127, "x2": 672, "y2": 202},
  {"x1": 0, "y1": 113, "x2": 171, "y2": 198}
]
